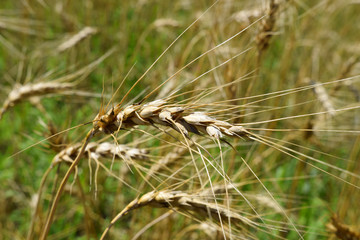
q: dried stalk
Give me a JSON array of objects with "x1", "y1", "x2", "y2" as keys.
[{"x1": 40, "y1": 129, "x2": 95, "y2": 240}]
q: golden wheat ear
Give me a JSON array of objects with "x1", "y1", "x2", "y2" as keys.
[
  {"x1": 0, "y1": 81, "x2": 75, "y2": 120},
  {"x1": 57, "y1": 26, "x2": 98, "y2": 52},
  {"x1": 52, "y1": 141, "x2": 149, "y2": 166},
  {"x1": 0, "y1": 49, "x2": 115, "y2": 121},
  {"x1": 100, "y1": 190, "x2": 259, "y2": 240},
  {"x1": 256, "y1": 0, "x2": 279, "y2": 60},
  {"x1": 327, "y1": 215, "x2": 360, "y2": 240}
]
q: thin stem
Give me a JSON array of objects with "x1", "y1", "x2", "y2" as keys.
[
  {"x1": 27, "y1": 166, "x2": 53, "y2": 240},
  {"x1": 40, "y1": 129, "x2": 95, "y2": 240}
]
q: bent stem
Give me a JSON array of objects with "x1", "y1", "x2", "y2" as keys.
[
  {"x1": 27, "y1": 166, "x2": 53, "y2": 240},
  {"x1": 40, "y1": 129, "x2": 96, "y2": 240}
]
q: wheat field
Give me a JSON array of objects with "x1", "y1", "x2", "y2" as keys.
[{"x1": 1, "y1": 0, "x2": 360, "y2": 239}]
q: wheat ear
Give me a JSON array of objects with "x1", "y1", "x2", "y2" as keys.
[
  {"x1": 93, "y1": 99, "x2": 250, "y2": 140},
  {"x1": 100, "y1": 190, "x2": 258, "y2": 239},
  {"x1": 327, "y1": 215, "x2": 360, "y2": 240},
  {"x1": 0, "y1": 82, "x2": 74, "y2": 120},
  {"x1": 57, "y1": 26, "x2": 98, "y2": 52},
  {"x1": 1, "y1": 49, "x2": 115, "y2": 121},
  {"x1": 53, "y1": 141, "x2": 149, "y2": 165},
  {"x1": 28, "y1": 139, "x2": 146, "y2": 239},
  {"x1": 309, "y1": 79, "x2": 336, "y2": 117},
  {"x1": 256, "y1": 0, "x2": 279, "y2": 59}
]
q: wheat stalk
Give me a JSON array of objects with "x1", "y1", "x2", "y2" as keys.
[
  {"x1": 0, "y1": 14, "x2": 41, "y2": 35},
  {"x1": 332, "y1": 56, "x2": 360, "y2": 101},
  {"x1": 40, "y1": 130, "x2": 95, "y2": 240}
]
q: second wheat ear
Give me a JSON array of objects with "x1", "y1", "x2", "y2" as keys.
[
  {"x1": 100, "y1": 190, "x2": 259, "y2": 240},
  {"x1": 0, "y1": 82, "x2": 74, "y2": 120}
]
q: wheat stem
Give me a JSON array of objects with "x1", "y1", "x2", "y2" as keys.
[{"x1": 40, "y1": 129, "x2": 95, "y2": 240}]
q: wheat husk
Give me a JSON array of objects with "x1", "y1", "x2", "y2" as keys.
[{"x1": 93, "y1": 99, "x2": 250, "y2": 140}]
